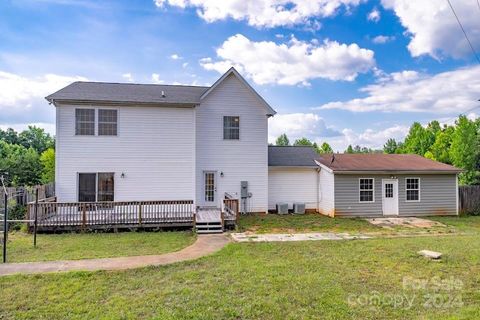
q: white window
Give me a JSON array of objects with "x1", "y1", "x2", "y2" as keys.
[
  {"x1": 98, "y1": 109, "x2": 118, "y2": 136},
  {"x1": 405, "y1": 178, "x2": 420, "y2": 202},
  {"x1": 75, "y1": 109, "x2": 95, "y2": 135},
  {"x1": 359, "y1": 178, "x2": 374, "y2": 202},
  {"x1": 223, "y1": 116, "x2": 239, "y2": 140}
]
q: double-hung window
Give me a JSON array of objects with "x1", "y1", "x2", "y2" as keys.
[
  {"x1": 405, "y1": 178, "x2": 420, "y2": 201},
  {"x1": 359, "y1": 178, "x2": 374, "y2": 202},
  {"x1": 75, "y1": 109, "x2": 95, "y2": 135},
  {"x1": 223, "y1": 116, "x2": 240, "y2": 140},
  {"x1": 75, "y1": 108, "x2": 118, "y2": 136}
]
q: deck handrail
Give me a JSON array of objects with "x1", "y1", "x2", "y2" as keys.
[
  {"x1": 27, "y1": 200, "x2": 195, "y2": 229},
  {"x1": 223, "y1": 198, "x2": 239, "y2": 222}
]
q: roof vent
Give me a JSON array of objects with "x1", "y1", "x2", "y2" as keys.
[{"x1": 161, "y1": 90, "x2": 166, "y2": 98}]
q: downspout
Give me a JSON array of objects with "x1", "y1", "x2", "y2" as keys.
[{"x1": 316, "y1": 167, "x2": 320, "y2": 213}]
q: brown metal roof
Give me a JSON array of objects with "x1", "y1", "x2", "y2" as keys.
[{"x1": 316, "y1": 154, "x2": 462, "y2": 173}]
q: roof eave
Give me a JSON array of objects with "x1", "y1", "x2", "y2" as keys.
[{"x1": 46, "y1": 99, "x2": 198, "y2": 107}]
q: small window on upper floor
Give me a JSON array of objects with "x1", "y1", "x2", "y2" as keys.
[
  {"x1": 75, "y1": 109, "x2": 95, "y2": 135},
  {"x1": 98, "y1": 109, "x2": 118, "y2": 136},
  {"x1": 223, "y1": 116, "x2": 239, "y2": 140}
]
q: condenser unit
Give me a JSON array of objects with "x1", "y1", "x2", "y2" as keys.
[
  {"x1": 293, "y1": 202, "x2": 306, "y2": 214},
  {"x1": 276, "y1": 202, "x2": 289, "y2": 215}
]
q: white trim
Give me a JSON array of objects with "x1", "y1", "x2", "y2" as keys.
[
  {"x1": 405, "y1": 177, "x2": 421, "y2": 202},
  {"x1": 358, "y1": 177, "x2": 375, "y2": 203},
  {"x1": 223, "y1": 115, "x2": 240, "y2": 140},
  {"x1": 77, "y1": 172, "x2": 115, "y2": 202},
  {"x1": 456, "y1": 173, "x2": 459, "y2": 215},
  {"x1": 381, "y1": 179, "x2": 399, "y2": 216},
  {"x1": 314, "y1": 160, "x2": 334, "y2": 173},
  {"x1": 200, "y1": 67, "x2": 276, "y2": 116}
]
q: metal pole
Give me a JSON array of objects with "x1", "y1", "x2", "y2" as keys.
[
  {"x1": 34, "y1": 188, "x2": 38, "y2": 248},
  {"x1": 3, "y1": 192, "x2": 7, "y2": 263}
]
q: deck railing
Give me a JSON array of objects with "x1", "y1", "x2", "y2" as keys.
[
  {"x1": 223, "y1": 197, "x2": 239, "y2": 223},
  {"x1": 27, "y1": 200, "x2": 195, "y2": 229}
]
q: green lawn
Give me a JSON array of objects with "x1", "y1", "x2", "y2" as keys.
[
  {"x1": 4, "y1": 231, "x2": 196, "y2": 263},
  {"x1": 1, "y1": 235, "x2": 479, "y2": 319},
  {"x1": 238, "y1": 213, "x2": 480, "y2": 235}
]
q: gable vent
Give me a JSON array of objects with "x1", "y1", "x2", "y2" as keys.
[{"x1": 161, "y1": 90, "x2": 166, "y2": 98}]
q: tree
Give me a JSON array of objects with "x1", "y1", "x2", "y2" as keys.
[
  {"x1": 40, "y1": 148, "x2": 55, "y2": 183},
  {"x1": 0, "y1": 128, "x2": 20, "y2": 145},
  {"x1": 345, "y1": 145, "x2": 354, "y2": 153},
  {"x1": 402, "y1": 122, "x2": 435, "y2": 156},
  {"x1": 429, "y1": 126, "x2": 454, "y2": 164},
  {"x1": 450, "y1": 115, "x2": 479, "y2": 184},
  {"x1": 293, "y1": 137, "x2": 313, "y2": 146},
  {"x1": 319, "y1": 142, "x2": 333, "y2": 153},
  {"x1": 383, "y1": 138, "x2": 398, "y2": 154},
  {"x1": 275, "y1": 133, "x2": 290, "y2": 146},
  {"x1": 18, "y1": 126, "x2": 54, "y2": 154}
]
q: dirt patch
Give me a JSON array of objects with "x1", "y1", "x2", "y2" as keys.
[{"x1": 366, "y1": 217, "x2": 446, "y2": 229}]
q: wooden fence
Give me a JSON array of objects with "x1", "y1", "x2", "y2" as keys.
[
  {"x1": 459, "y1": 185, "x2": 480, "y2": 214},
  {"x1": 0, "y1": 183, "x2": 55, "y2": 208}
]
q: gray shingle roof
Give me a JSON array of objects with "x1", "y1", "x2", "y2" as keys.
[
  {"x1": 268, "y1": 146, "x2": 319, "y2": 167},
  {"x1": 46, "y1": 81, "x2": 209, "y2": 105}
]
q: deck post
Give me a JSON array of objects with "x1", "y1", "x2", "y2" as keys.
[
  {"x1": 138, "y1": 203, "x2": 142, "y2": 225},
  {"x1": 2, "y1": 193, "x2": 7, "y2": 263},
  {"x1": 82, "y1": 203, "x2": 87, "y2": 229},
  {"x1": 33, "y1": 188, "x2": 38, "y2": 247}
]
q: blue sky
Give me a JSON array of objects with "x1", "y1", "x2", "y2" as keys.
[{"x1": 0, "y1": 0, "x2": 479, "y2": 150}]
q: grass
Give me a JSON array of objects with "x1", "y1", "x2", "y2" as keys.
[
  {"x1": 4, "y1": 231, "x2": 196, "y2": 263},
  {"x1": 238, "y1": 213, "x2": 480, "y2": 235},
  {"x1": 1, "y1": 235, "x2": 479, "y2": 319}
]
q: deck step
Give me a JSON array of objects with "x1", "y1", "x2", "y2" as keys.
[{"x1": 195, "y1": 221, "x2": 223, "y2": 234}]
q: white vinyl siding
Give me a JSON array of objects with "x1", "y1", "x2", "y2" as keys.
[
  {"x1": 318, "y1": 168, "x2": 335, "y2": 216},
  {"x1": 268, "y1": 167, "x2": 318, "y2": 210},
  {"x1": 56, "y1": 104, "x2": 195, "y2": 202},
  {"x1": 196, "y1": 73, "x2": 269, "y2": 212}
]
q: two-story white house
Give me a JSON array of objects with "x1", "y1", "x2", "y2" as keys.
[
  {"x1": 42, "y1": 67, "x2": 460, "y2": 232},
  {"x1": 47, "y1": 68, "x2": 279, "y2": 215}
]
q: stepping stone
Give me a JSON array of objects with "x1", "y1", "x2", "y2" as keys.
[{"x1": 418, "y1": 250, "x2": 442, "y2": 260}]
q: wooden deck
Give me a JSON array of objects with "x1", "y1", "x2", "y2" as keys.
[{"x1": 27, "y1": 198, "x2": 239, "y2": 232}]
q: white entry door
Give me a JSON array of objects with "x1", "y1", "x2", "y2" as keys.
[
  {"x1": 203, "y1": 171, "x2": 217, "y2": 206},
  {"x1": 382, "y1": 179, "x2": 399, "y2": 216}
]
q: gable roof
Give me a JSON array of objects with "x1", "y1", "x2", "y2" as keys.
[
  {"x1": 268, "y1": 146, "x2": 319, "y2": 167},
  {"x1": 316, "y1": 154, "x2": 462, "y2": 173},
  {"x1": 45, "y1": 82, "x2": 209, "y2": 105},
  {"x1": 201, "y1": 67, "x2": 276, "y2": 116}
]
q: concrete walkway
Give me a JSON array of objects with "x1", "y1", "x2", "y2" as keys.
[
  {"x1": 231, "y1": 232, "x2": 372, "y2": 242},
  {"x1": 0, "y1": 234, "x2": 230, "y2": 277}
]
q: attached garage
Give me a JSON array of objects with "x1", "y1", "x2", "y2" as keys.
[{"x1": 268, "y1": 146, "x2": 319, "y2": 212}]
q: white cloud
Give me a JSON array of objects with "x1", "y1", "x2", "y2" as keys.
[
  {"x1": 0, "y1": 71, "x2": 86, "y2": 130},
  {"x1": 268, "y1": 112, "x2": 409, "y2": 151},
  {"x1": 381, "y1": 0, "x2": 480, "y2": 59},
  {"x1": 200, "y1": 34, "x2": 375, "y2": 85},
  {"x1": 170, "y1": 54, "x2": 182, "y2": 60},
  {"x1": 372, "y1": 35, "x2": 394, "y2": 44},
  {"x1": 335, "y1": 125, "x2": 409, "y2": 150},
  {"x1": 268, "y1": 113, "x2": 341, "y2": 144},
  {"x1": 151, "y1": 73, "x2": 165, "y2": 84},
  {"x1": 317, "y1": 65, "x2": 480, "y2": 114},
  {"x1": 122, "y1": 73, "x2": 134, "y2": 82},
  {"x1": 367, "y1": 7, "x2": 380, "y2": 22},
  {"x1": 182, "y1": 62, "x2": 189, "y2": 68},
  {"x1": 154, "y1": 0, "x2": 364, "y2": 28}
]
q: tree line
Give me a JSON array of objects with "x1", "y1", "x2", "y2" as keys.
[
  {"x1": 274, "y1": 115, "x2": 480, "y2": 185},
  {"x1": 0, "y1": 126, "x2": 55, "y2": 187}
]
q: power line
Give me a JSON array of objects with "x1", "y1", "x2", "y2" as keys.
[{"x1": 446, "y1": 0, "x2": 480, "y2": 64}]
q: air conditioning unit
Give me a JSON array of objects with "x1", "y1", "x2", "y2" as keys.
[
  {"x1": 293, "y1": 202, "x2": 306, "y2": 214},
  {"x1": 276, "y1": 202, "x2": 289, "y2": 215}
]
